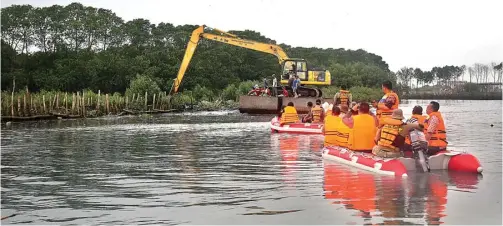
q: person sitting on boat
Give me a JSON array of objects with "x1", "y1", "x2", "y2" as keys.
[
  {"x1": 339, "y1": 104, "x2": 349, "y2": 118},
  {"x1": 322, "y1": 105, "x2": 347, "y2": 147},
  {"x1": 350, "y1": 102, "x2": 359, "y2": 116},
  {"x1": 334, "y1": 85, "x2": 352, "y2": 106},
  {"x1": 370, "y1": 100, "x2": 377, "y2": 115},
  {"x1": 302, "y1": 102, "x2": 314, "y2": 123},
  {"x1": 403, "y1": 106, "x2": 429, "y2": 152},
  {"x1": 377, "y1": 80, "x2": 399, "y2": 121},
  {"x1": 425, "y1": 101, "x2": 447, "y2": 156},
  {"x1": 280, "y1": 102, "x2": 300, "y2": 125},
  {"x1": 372, "y1": 109, "x2": 424, "y2": 158},
  {"x1": 311, "y1": 99, "x2": 325, "y2": 123},
  {"x1": 342, "y1": 102, "x2": 378, "y2": 153}
]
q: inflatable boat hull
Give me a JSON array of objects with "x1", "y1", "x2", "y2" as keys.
[
  {"x1": 322, "y1": 146, "x2": 482, "y2": 178},
  {"x1": 270, "y1": 116, "x2": 323, "y2": 134}
]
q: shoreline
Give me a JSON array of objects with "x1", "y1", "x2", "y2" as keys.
[{"x1": 1, "y1": 96, "x2": 499, "y2": 124}]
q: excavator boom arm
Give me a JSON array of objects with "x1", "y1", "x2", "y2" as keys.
[{"x1": 170, "y1": 25, "x2": 290, "y2": 94}]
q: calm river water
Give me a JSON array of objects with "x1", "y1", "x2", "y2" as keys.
[{"x1": 1, "y1": 100, "x2": 501, "y2": 225}]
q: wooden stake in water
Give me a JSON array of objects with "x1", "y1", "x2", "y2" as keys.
[
  {"x1": 77, "y1": 92, "x2": 80, "y2": 115},
  {"x1": 11, "y1": 92, "x2": 14, "y2": 116},
  {"x1": 17, "y1": 96, "x2": 21, "y2": 116},
  {"x1": 82, "y1": 92, "x2": 86, "y2": 117},
  {"x1": 56, "y1": 93, "x2": 59, "y2": 109},
  {"x1": 43, "y1": 95, "x2": 46, "y2": 114},
  {"x1": 65, "y1": 93, "x2": 68, "y2": 114},
  {"x1": 153, "y1": 94, "x2": 156, "y2": 110},
  {"x1": 144, "y1": 91, "x2": 148, "y2": 110},
  {"x1": 97, "y1": 90, "x2": 101, "y2": 111},
  {"x1": 106, "y1": 94, "x2": 109, "y2": 114},
  {"x1": 23, "y1": 94, "x2": 26, "y2": 116},
  {"x1": 71, "y1": 93, "x2": 76, "y2": 115},
  {"x1": 30, "y1": 96, "x2": 33, "y2": 116}
]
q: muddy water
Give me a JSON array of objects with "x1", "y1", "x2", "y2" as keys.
[{"x1": 1, "y1": 100, "x2": 501, "y2": 225}]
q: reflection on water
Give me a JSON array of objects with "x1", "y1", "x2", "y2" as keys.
[
  {"x1": 323, "y1": 163, "x2": 482, "y2": 225},
  {"x1": 1, "y1": 100, "x2": 502, "y2": 225}
]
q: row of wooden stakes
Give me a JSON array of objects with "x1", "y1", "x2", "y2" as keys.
[{"x1": 2, "y1": 89, "x2": 176, "y2": 119}]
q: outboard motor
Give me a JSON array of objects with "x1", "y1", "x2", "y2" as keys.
[{"x1": 409, "y1": 129, "x2": 430, "y2": 172}]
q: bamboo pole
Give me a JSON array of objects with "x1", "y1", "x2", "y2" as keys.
[
  {"x1": 23, "y1": 94, "x2": 27, "y2": 116},
  {"x1": 11, "y1": 92, "x2": 14, "y2": 116},
  {"x1": 65, "y1": 93, "x2": 68, "y2": 114},
  {"x1": 144, "y1": 91, "x2": 148, "y2": 110},
  {"x1": 82, "y1": 92, "x2": 85, "y2": 117},
  {"x1": 71, "y1": 93, "x2": 76, "y2": 115},
  {"x1": 97, "y1": 90, "x2": 101, "y2": 112},
  {"x1": 30, "y1": 95, "x2": 33, "y2": 116},
  {"x1": 17, "y1": 96, "x2": 21, "y2": 116},
  {"x1": 56, "y1": 93, "x2": 59, "y2": 109},
  {"x1": 153, "y1": 94, "x2": 156, "y2": 110},
  {"x1": 26, "y1": 87, "x2": 30, "y2": 115},
  {"x1": 77, "y1": 92, "x2": 80, "y2": 115},
  {"x1": 106, "y1": 94, "x2": 110, "y2": 114},
  {"x1": 43, "y1": 95, "x2": 46, "y2": 114}
]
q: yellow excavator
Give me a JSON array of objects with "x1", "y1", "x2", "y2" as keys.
[{"x1": 169, "y1": 25, "x2": 331, "y2": 97}]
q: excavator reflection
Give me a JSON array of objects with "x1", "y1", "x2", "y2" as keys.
[
  {"x1": 323, "y1": 163, "x2": 482, "y2": 225},
  {"x1": 170, "y1": 25, "x2": 331, "y2": 98}
]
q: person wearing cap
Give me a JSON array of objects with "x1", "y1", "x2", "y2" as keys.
[
  {"x1": 425, "y1": 101, "x2": 448, "y2": 155},
  {"x1": 334, "y1": 85, "x2": 352, "y2": 106},
  {"x1": 377, "y1": 80, "x2": 400, "y2": 121},
  {"x1": 342, "y1": 102, "x2": 378, "y2": 152},
  {"x1": 311, "y1": 99, "x2": 325, "y2": 123},
  {"x1": 372, "y1": 109, "x2": 424, "y2": 158}
]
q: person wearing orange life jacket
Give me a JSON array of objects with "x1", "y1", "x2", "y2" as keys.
[
  {"x1": 342, "y1": 102, "x2": 378, "y2": 152},
  {"x1": 377, "y1": 80, "x2": 400, "y2": 122},
  {"x1": 334, "y1": 85, "x2": 352, "y2": 106},
  {"x1": 324, "y1": 105, "x2": 351, "y2": 147},
  {"x1": 323, "y1": 105, "x2": 350, "y2": 147},
  {"x1": 311, "y1": 99, "x2": 325, "y2": 123},
  {"x1": 373, "y1": 109, "x2": 424, "y2": 158},
  {"x1": 425, "y1": 101, "x2": 448, "y2": 156},
  {"x1": 280, "y1": 102, "x2": 299, "y2": 125},
  {"x1": 403, "y1": 105, "x2": 429, "y2": 152}
]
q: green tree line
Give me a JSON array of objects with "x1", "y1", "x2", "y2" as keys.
[{"x1": 2, "y1": 2, "x2": 501, "y2": 102}]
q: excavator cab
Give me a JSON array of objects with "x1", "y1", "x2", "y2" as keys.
[
  {"x1": 280, "y1": 59, "x2": 331, "y2": 86},
  {"x1": 281, "y1": 59, "x2": 308, "y2": 81}
]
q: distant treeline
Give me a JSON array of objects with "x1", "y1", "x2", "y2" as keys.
[{"x1": 1, "y1": 2, "x2": 501, "y2": 103}]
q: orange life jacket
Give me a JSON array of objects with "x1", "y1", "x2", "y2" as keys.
[
  {"x1": 312, "y1": 105, "x2": 323, "y2": 123},
  {"x1": 377, "y1": 118, "x2": 405, "y2": 151},
  {"x1": 425, "y1": 111, "x2": 447, "y2": 149},
  {"x1": 337, "y1": 90, "x2": 351, "y2": 106},
  {"x1": 405, "y1": 114, "x2": 428, "y2": 145},
  {"x1": 348, "y1": 114, "x2": 377, "y2": 151},
  {"x1": 377, "y1": 91, "x2": 399, "y2": 120},
  {"x1": 324, "y1": 115, "x2": 350, "y2": 147},
  {"x1": 280, "y1": 106, "x2": 299, "y2": 125}
]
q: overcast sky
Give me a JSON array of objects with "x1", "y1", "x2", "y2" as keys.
[{"x1": 2, "y1": 0, "x2": 502, "y2": 72}]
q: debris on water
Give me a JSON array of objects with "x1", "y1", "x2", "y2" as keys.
[
  {"x1": 242, "y1": 209, "x2": 301, "y2": 215},
  {"x1": 245, "y1": 206, "x2": 265, "y2": 210},
  {"x1": 490, "y1": 124, "x2": 494, "y2": 127}
]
